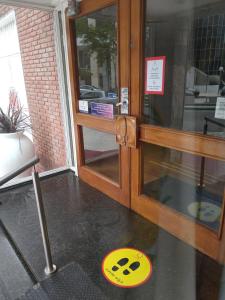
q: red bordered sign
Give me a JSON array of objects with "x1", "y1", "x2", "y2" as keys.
[{"x1": 145, "y1": 56, "x2": 166, "y2": 95}]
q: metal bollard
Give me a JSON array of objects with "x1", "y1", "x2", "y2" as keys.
[{"x1": 32, "y1": 171, "x2": 57, "y2": 275}]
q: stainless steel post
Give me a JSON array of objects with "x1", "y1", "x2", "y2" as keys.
[{"x1": 32, "y1": 171, "x2": 57, "y2": 275}]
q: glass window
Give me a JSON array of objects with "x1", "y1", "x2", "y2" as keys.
[
  {"x1": 75, "y1": 6, "x2": 118, "y2": 118},
  {"x1": 143, "y1": 0, "x2": 225, "y2": 140},
  {"x1": 82, "y1": 127, "x2": 119, "y2": 183},
  {"x1": 142, "y1": 142, "x2": 225, "y2": 233}
]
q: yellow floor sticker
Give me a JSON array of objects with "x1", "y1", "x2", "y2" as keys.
[
  {"x1": 102, "y1": 248, "x2": 152, "y2": 288},
  {"x1": 188, "y1": 201, "x2": 221, "y2": 223}
]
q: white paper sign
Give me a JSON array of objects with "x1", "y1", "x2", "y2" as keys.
[
  {"x1": 215, "y1": 97, "x2": 225, "y2": 120},
  {"x1": 79, "y1": 100, "x2": 89, "y2": 113},
  {"x1": 145, "y1": 56, "x2": 166, "y2": 95}
]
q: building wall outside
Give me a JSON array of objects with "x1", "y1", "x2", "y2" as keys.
[{"x1": 0, "y1": 5, "x2": 66, "y2": 172}]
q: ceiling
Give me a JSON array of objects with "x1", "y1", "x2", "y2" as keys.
[{"x1": 0, "y1": 0, "x2": 60, "y2": 9}]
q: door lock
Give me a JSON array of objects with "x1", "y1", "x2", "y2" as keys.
[{"x1": 119, "y1": 87, "x2": 129, "y2": 114}]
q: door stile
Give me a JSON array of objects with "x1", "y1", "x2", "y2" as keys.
[
  {"x1": 130, "y1": 0, "x2": 144, "y2": 201},
  {"x1": 118, "y1": 0, "x2": 132, "y2": 204},
  {"x1": 66, "y1": 16, "x2": 85, "y2": 169}
]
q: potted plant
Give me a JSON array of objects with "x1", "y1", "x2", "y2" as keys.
[{"x1": 0, "y1": 90, "x2": 35, "y2": 179}]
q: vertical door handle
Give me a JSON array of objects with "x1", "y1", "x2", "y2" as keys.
[{"x1": 115, "y1": 116, "x2": 138, "y2": 148}]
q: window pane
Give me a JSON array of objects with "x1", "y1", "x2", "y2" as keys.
[
  {"x1": 142, "y1": 143, "x2": 225, "y2": 232},
  {"x1": 82, "y1": 127, "x2": 119, "y2": 183},
  {"x1": 144, "y1": 0, "x2": 225, "y2": 139},
  {"x1": 75, "y1": 6, "x2": 118, "y2": 119}
]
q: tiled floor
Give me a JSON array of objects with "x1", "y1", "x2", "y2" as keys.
[{"x1": 0, "y1": 172, "x2": 225, "y2": 299}]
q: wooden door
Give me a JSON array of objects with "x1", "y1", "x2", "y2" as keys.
[
  {"x1": 67, "y1": 0, "x2": 225, "y2": 263},
  {"x1": 66, "y1": 0, "x2": 131, "y2": 207},
  {"x1": 130, "y1": 0, "x2": 225, "y2": 263}
]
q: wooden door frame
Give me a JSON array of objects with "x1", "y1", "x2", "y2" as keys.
[
  {"x1": 130, "y1": 0, "x2": 225, "y2": 263},
  {"x1": 65, "y1": 0, "x2": 131, "y2": 207}
]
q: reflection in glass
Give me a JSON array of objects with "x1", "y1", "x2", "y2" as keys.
[
  {"x1": 142, "y1": 143, "x2": 225, "y2": 232},
  {"x1": 144, "y1": 0, "x2": 225, "y2": 139},
  {"x1": 75, "y1": 6, "x2": 118, "y2": 118},
  {"x1": 83, "y1": 127, "x2": 119, "y2": 182}
]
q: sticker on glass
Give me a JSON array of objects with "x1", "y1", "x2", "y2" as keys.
[
  {"x1": 145, "y1": 56, "x2": 166, "y2": 95},
  {"x1": 79, "y1": 100, "x2": 89, "y2": 113},
  {"x1": 215, "y1": 97, "x2": 225, "y2": 120},
  {"x1": 90, "y1": 102, "x2": 114, "y2": 119}
]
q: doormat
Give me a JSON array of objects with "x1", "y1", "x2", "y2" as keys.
[
  {"x1": 143, "y1": 175, "x2": 222, "y2": 231},
  {"x1": 18, "y1": 262, "x2": 108, "y2": 300},
  {"x1": 102, "y1": 248, "x2": 152, "y2": 288}
]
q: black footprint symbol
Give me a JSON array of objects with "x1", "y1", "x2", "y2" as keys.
[
  {"x1": 123, "y1": 261, "x2": 140, "y2": 275},
  {"x1": 112, "y1": 258, "x2": 129, "y2": 271}
]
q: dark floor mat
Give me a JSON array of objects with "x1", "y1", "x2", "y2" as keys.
[
  {"x1": 17, "y1": 262, "x2": 108, "y2": 300},
  {"x1": 0, "y1": 225, "x2": 33, "y2": 300}
]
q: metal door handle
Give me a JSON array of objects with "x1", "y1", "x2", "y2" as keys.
[{"x1": 116, "y1": 101, "x2": 126, "y2": 107}]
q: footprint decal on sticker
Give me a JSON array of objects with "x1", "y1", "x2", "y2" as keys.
[
  {"x1": 112, "y1": 257, "x2": 129, "y2": 271},
  {"x1": 123, "y1": 261, "x2": 140, "y2": 275},
  {"x1": 188, "y1": 201, "x2": 221, "y2": 223},
  {"x1": 103, "y1": 248, "x2": 152, "y2": 288}
]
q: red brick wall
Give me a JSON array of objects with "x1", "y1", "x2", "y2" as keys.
[{"x1": 0, "y1": 5, "x2": 66, "y2": 172}]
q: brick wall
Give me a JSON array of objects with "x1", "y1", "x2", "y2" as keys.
[{"x1": 0, "y1": 5, "x2": 66, "y2": 172}]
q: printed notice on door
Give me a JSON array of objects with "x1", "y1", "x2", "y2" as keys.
[
  {"x1": 215, "y1": 97, "x2": 225, "y2": 120},
  {"x1": 145, "y1": 56, "x2": 166, "y2": 95}
]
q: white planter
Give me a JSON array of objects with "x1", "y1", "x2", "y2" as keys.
[{"x1": 0, "y1": 131, "x2": 35, "y2": 179}]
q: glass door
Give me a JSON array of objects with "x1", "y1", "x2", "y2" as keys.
[
  {"x1": 130, "y1": 0, "x2": 225, "y2": 263},
  {"x1": 66, "y1": 0, "x2": 131, "y2": 207}
]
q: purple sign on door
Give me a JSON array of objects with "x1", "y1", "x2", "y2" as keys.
[{"x1": 90, "y1": 102, "x2": 114, "y2": 119}]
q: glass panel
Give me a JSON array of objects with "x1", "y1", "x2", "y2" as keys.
[
  {"x1": 75, "y1": 6, "x2": 118, "y2": 119},
  {"x1": 142, "y1": 143, "x2": 225, "y2": 232},
  {"x1": 82, "y1": 127, "x2": 119, "y2": 182},
  {"x1": 144, "y1": 0, "x2": 225, "y2": 139}
]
